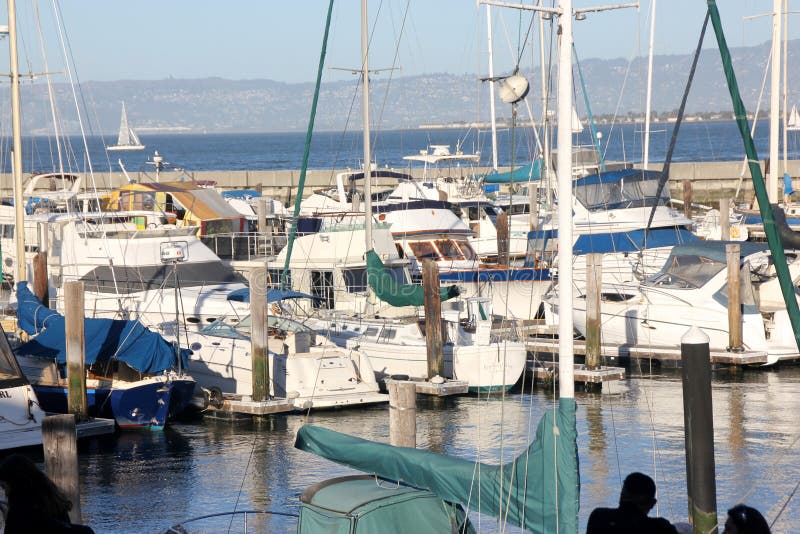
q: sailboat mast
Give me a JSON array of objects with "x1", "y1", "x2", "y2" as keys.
[
  {"x1": 361, "y1": 0, "x2": 373, "y2": 250},
  {"x1": 557, "y1": 0, "x2": 574, "y2": 398},
  {"x1": 486, "y1": 4, "x2": 499, "y2": 171},
  {"x1": 539, "y1": 1, "x2": 551, "y2": 204},
  {"x1": 782, "y1": 0, "x2": 788, "y2": 174},
  {"x1": 8, "y1": 0, "x2": 24, "y2": 284},
  {"x1": 769, "y1": 0, "x2": 781, "y2": 202},
  {"x1": 643, "y1": 0, "x2": 656, "y2": 171}
]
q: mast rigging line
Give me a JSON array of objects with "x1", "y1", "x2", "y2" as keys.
[{"x1": 644, "y1": 11, "x2": 710, "y2": 234}]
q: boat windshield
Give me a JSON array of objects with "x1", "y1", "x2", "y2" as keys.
[
  {"x1": 199, "y1": 314, "x2": 314, "y2": 338},
  {"x1": 409, "y1": 239, "x2": 476, "y2": 261},
  {"x1": 644, "y1": 254, "x2": 726, "y2": 289},
  {"x1": 574, "y1": 175, "x2": 669, "y2": 212}
]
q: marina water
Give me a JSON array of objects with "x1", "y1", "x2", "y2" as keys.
[{"x1": 5, "y1": 123, "x2": 800, "y2": 532}]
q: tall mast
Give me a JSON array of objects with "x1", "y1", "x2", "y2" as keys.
[
  {"x1": 486, "y1": 4, "x2": 499, "y2": 171},
  {"x1": 539, "y1": 0, "x2": 551, "y2": 204},
  {"x1": 782, "y1": 0, "x2": 788, "y2": 174},
  {"x1": 643, "y1": 0, "x2": 656, "y2": 171},
  {"x1": 361, "y1": 0, "x2": 373, "y2": 249},
  {"x1": 769, "y1": 0, "x2": 781, "y2": 202},
  {"x1": 557, "y1": 0, "x2": 574, "y2": 398},
  {"x1": 8, "y1": 0, "x2": 24, "y2": 283}
]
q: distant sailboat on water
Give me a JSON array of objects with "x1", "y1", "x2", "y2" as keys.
[
  {"x1": 107, "y1": 101, "x2": 144, "y2": 151},
  {"x1": 788, "y1": 105, "x2": 800, "y2": 132}
]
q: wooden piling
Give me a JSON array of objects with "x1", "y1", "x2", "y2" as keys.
[
  {"x1": 528, "y1": 183, "x2": 539, "y2": 232},
  {"x1": 682, "y1": 180, "x2": 693, "y2": 218},
  {"x1": 251, "y1": 278, "x2": 270, "y2": 401},
  {"x1": 43, "y1": 414, "x2": 81, "y2": 524},
  {"x1": 32, "y1": 251, "x2": 48, "y2": 307},
  {"x1": 422, "y1": 260, "x2": 444, "y2": 379},
  {"x1": 719, "y1": 197, "x2": 730, "y2": 241},
  {"x1": 726, "y1": 243, "x2": 742, "y2": 351},
  {"x1": 681, "y1": 327, "x2": 718, "y2": 533},
  {"x1": 64, "y1": 281, "x2": 87, "y2": 421},
  {"x1": 388, "y1": 381, "x2": 416, "y2": 448},
  {"x1": 585, "y1": 253, "x2": 602, "y2": 371},
  {"x1": 496, "y1": 210, "x2": 509, "y2": 266},
  {"x1": 256, "y1": 198, "x2": 267, "y2": 234}
]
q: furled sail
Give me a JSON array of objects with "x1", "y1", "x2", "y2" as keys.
[
  {"x1": 295, "y1": 397, "x2": 579, "y2": 533},
  {"x1": 366, "y1": 250, "x2": 459, "y2": 307}
]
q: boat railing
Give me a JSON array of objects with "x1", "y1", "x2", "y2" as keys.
[
  {"x1": 162, "y1": 510, "x2": 298, "y2": 534},
  {"x1": 201, "y1": 231, "x2": 287, "y2": 260}
]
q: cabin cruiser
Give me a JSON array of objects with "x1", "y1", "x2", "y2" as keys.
[
  {"x1": 182, "y1": 310, "x2": 387, "y2": 410},
  {"x1": 546, "y1": 242, "x2": 800, "y2": 365},
  {"x1": 269, "y1": 220, "x2": 527, "y2": 392}
]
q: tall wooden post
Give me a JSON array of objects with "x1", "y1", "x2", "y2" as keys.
[
  {"x1": 681, "y1": 326, "x2": 718, "y2": 534},
  {"x1": 251, "y1": 280, "x2": 270, "y2": 401},
  {"x1": 496, "y1": 210, "x2": 509, "y2": 266},
  {"x1": 33, "y1": 252, "x2": 48, "y2": 307},
  {"x1": 64, "y1": 281, "x2": 87, "y2": 421},
  {"x1": 585, "y1": 253, "x2": 602, "y2": 371},
  {"x1": 422, "y1": 260, "x2": 444, "y2": 379},
  {"x1": 682, "y1": 180, "x2": 693, "y2": 219},
  {"x1": 256, "y1": 198, "x2": 267, "y2": 234},
  {"x1": 719, "y1": 198, "x2": 730, "y2": 241},
  {"x1": 528, "y1": 183, "x2": 539, "y2": 232},
  {"x1": 43, "y1": 414, "x2": 81, "y2": 524},
  {"x1": 388, "y1": 381, "x2": 416, "y2": 447},
  {"x1": 726, "y1": 244, "x2": 742, "y2": 351}
]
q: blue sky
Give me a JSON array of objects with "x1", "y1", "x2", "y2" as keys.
[{"x1": 11, "y1": 1, "x2": 798, "y2": 84}]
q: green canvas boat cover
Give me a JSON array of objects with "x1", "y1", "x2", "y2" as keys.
[
  {"x1": 295, "y1": 397, "x2": 579, "y2": 533},
  {"x1": 297, "y1": 475, "x2": 474, "y2": 534},
  {"x1": 366, "y1": 250, "x2": 460, "y2": 307}
]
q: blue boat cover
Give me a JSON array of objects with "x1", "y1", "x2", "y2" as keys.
[
  {"x1": 573, "y1": 168, "x2": 661, "y2": 186},
  {"x1": 14, "y1": 282, "x2": 186, "y2": 373},
  {"x1": 571, "y1": 227, "x2": 698, "y2": 254},
  {"x1": 226, "y1": 288, "x2": 322, "y2": 303},
  {"x1": 483, "y1": 159, "x2": 542, "y2": 184}
]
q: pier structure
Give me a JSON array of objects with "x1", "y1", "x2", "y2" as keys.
[{"x1": 4, "y1": 159, "x2": 799, "y2": 206}]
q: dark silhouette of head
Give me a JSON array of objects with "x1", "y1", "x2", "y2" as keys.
[
  {"x1": 619, "y1": 472, "x2": 657, "y2": 513},
  {"x1": 724, "y1": 504, "x2": 771, "y2": 534},
  {"x1": 0, "y1": 454, "x2": 72, "y2": 522}
]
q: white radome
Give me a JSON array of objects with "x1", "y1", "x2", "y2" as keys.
[{"x1": 498, "y1": 74, "x2": 530, "y2": 104}]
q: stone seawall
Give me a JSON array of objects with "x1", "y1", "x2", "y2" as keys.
[{"x1": 11, "y1": 160, "x2": 798, "y2": 206}]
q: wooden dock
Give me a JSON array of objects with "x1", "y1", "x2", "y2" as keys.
[
  {"x1": 384, "y1": 378, "x2": 469, "y2": 397},
  {"x1": 528, "y1": 361, "x2": 626, "y2": 384},
  {"x1": 526, "y1": 336, "x2": 770, "y2": 365},
  {"x1": 209, "y1": 396, "x2": 295, "y2": 417},
  {"x1": 75, "y1": 418, "x2": 115, "y2": 438}
]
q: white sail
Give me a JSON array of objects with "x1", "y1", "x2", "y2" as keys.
[
  {"x1": 788, "y1": 105, "x2": 800, "y2": 131},
  {"x1": 571, "y1": 106, "x2": 584, "y2": 133},
  {"x1": 108, "y1": 102, "x2": 145, "y2": 151}
]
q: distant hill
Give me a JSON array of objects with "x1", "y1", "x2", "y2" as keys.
[{"x1": 8, "y1": 39, "x2": 800, "y2": 134}]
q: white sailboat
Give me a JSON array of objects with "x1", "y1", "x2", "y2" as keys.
[
  {"x1": 107, "y1": 102, "x2": 145, "y2": 151},
  {"x1": 788, "y1": 104, "x2": 800, "y2": 131}
]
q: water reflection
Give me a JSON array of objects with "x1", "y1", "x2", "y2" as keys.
[{"x1": 63, "y1": 366, "x2": 800, "y2": 533}]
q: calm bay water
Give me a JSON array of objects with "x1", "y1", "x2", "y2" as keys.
[
  {"x1": 4, "y1": 367, "x2": 798, "y2": 533},
  {"x1": 12, "y1": 119, "x2": 800, "y2": 177}
]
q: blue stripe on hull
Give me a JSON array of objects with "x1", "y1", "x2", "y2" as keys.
[{"x1": 438, "y1": 268, "x2": 551, "y2": 283}]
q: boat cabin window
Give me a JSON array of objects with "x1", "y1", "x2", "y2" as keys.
[
  {"x1": 0, "y1": 345, "x2": 24, "y2": 383},
  {"x1": 435, "y1": 239, "x2": 464, "y2": 260},
  {"x1": 453, "y1": 239, "x2": 477, "y2": 261},
  {"x1": 266, "y1": 268, "x2": 289, "y2": 289},
  {"x1": 343, "y1": 268, "x2": 367, "y2": 293},
  {"x1": 385, "y1": 265, "x2": 410, "y2": 284},
  {"x1": 574, "y1": 175, "x2": 669, "y2": 212},
  {"x1": 310, "y1": 270, "x2": 334, "y2": 309},
  {"x1": 645, "y1": 254, "x2": 725, "y2": 289},
  {"x1": 409, "y1": 241, "x2": 438, "y2": 260},
  {"x1": 0, "y1": 224, "x2": 14, "y2": 239},
  {"x1": 467, "y1": 206, "x2": 481, "y2": 222},
  {"x1": 502, "y1": 204, "x2": 530, "y2": 216}
]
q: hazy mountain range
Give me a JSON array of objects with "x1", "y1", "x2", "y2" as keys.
[{"x1": 10, "y1": 39, "x2": 800, "y2": 135}]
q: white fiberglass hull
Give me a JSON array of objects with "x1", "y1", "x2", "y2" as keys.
[{"x1": 0, "y1": 384, "x2": 44, "y2": 450}]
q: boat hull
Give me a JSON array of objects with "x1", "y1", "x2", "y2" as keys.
[
  {"x1": 0, "y1": 384, "x2": 45, "y2": 450},
  {"x1": 32, "y1": 376, "x2": 195, "y2": 430}
]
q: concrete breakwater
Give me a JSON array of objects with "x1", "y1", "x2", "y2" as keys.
[{"x1": 12, "y1": 160, "x2": 797, "y2": 205}]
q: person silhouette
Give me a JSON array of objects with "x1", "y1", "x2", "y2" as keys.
[
  {"x1": 722, "y1": 504, "x2": 771, "y2": 534},
  {"x1": 0, "y1": 454, "x2": 94, "y2": 534},
  {"x1": 587, "y1": 472, "x2": 677, "y2": 533}
]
